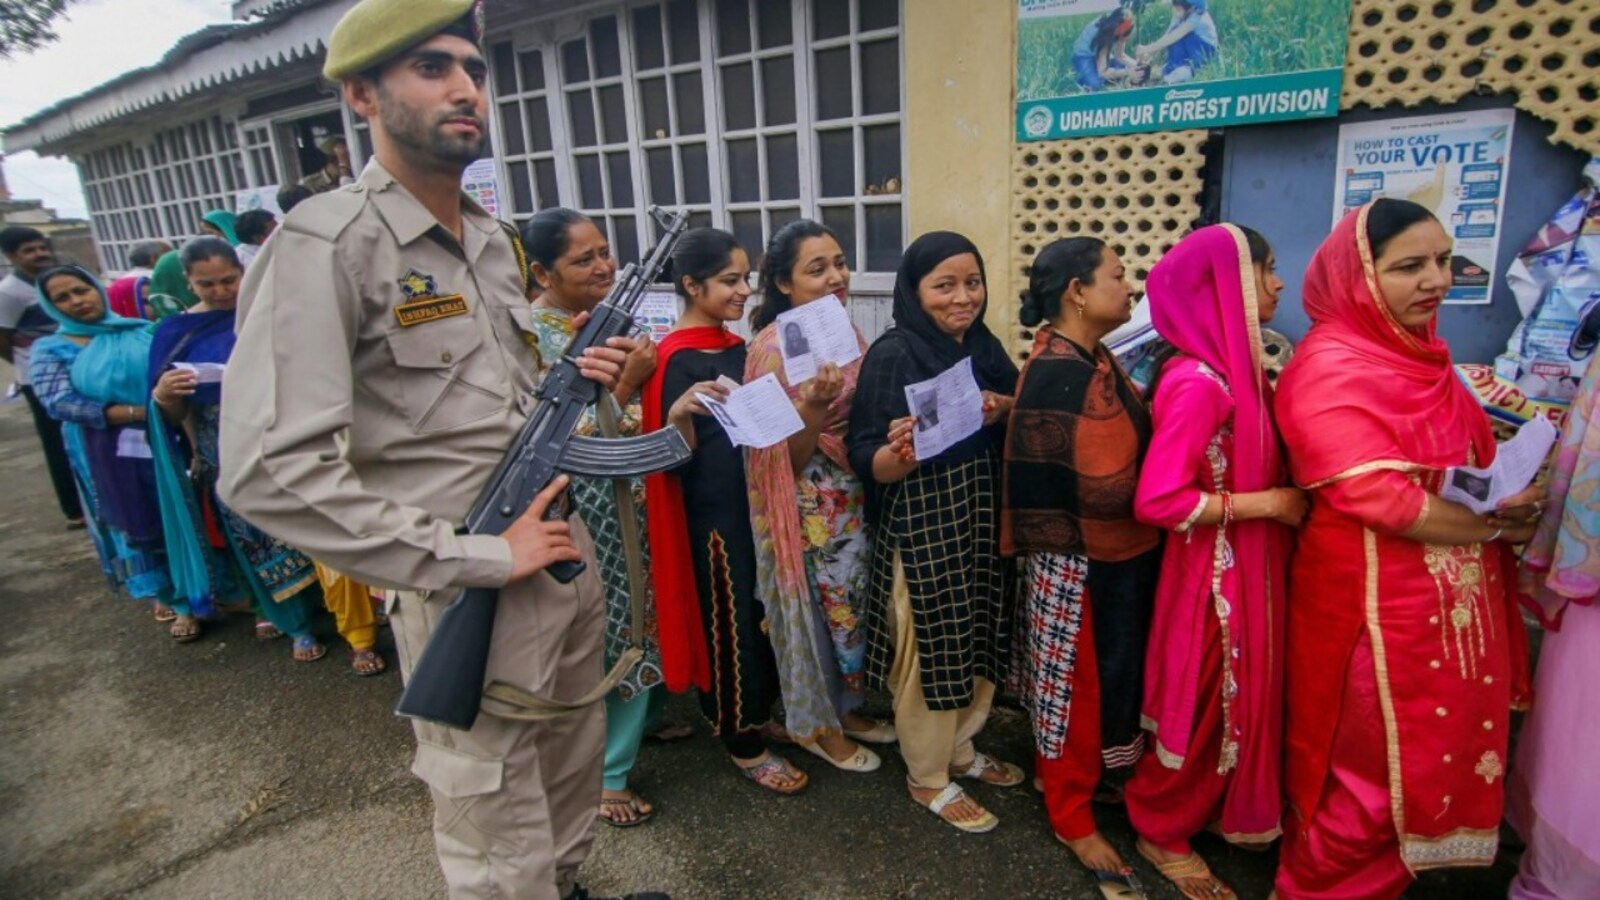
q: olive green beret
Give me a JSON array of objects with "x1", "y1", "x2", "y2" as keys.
[{"x1": 323, "y1": 0, "x2": 483, "y2": 80}]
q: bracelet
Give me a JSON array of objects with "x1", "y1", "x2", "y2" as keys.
[
  {"x1": 1219, "y1": 490, "x2": 1235, "y2": 529},
  {"x1": 1486, "y1": 526, "x2": 1503, "y2": 543}
]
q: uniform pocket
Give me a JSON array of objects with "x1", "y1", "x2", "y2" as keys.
[
  {"x1": 384, "y1": 316, "x2": 507, "y2": 434},
  {"x1": 411, "y1": 740, "x2": 504, "y2": 799}
]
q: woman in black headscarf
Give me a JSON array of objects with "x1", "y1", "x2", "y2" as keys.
[{"x1": 847, "y1": 231, "x2": 1022, "y2": 833}]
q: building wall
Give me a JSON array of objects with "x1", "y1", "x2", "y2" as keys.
[{"x1": 903, "y1": 0, "x2": 1016, "y2": 324}]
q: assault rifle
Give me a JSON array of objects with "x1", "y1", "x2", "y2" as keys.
[{"x1": 395, "y1": 205, "x2": 692, "y2": 730}]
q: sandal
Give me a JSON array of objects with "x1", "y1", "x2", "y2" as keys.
[
  {"x1": 950, "y1": 752, "x2": 1025, "y2": 787},
  {"x1": 798, "y1": 738, "x2": 881, "y2": 773},
  {"x1": 842, "y1": 718, "x2": 898, "y2": 745},
  {"x1": 1136, "y1": 839, "x2": 1237, "y2": 900},
  {"x1": 292, "y1": 635, "x2": 327, "y2": 663},
  {"x1": 170, "y1": 616, "x2": 202, "y2": 643},
  {"x1": 598, "y1": 793, "x2": 655, "y2": 828},
  {"x1": 255, "y1": 620, "x2": 284, "y2": 640},
  {"x1": 918, "y1": 782, "x2": 998, "y2": 834},
  {"x1": 350, "y1": 648, "x2": 387, "y2": 676},
  {"x1": 152, "y1": 604, "x2": 177, "y2": 623},
  {"x1": 734, "y1": 754, "x2": 807, "y2": 795},
  {"x1": 1056, "y1": 834, "x2": 1148, "y2": 899}
]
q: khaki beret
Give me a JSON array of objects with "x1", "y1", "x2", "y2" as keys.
[{"x1": 323, "y1": 0, "x2": 483, "y2": 80}]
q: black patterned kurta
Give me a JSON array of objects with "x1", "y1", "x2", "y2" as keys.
[{"x1": 662, "y1": 345, "x2": 781, "y2": 736}]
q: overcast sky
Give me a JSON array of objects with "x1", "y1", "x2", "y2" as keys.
[{"x1": 0, "y1": 0, "x2": 236, "y2": 219}]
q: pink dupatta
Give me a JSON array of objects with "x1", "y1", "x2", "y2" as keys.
[{"x1": 1142, "y1": 223, "x2": 1285, "y2": 837}]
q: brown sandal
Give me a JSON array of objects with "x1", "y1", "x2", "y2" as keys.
[
  {"x1": 170, "y1": 616, "x2": 201, "y2": 642},
  {"x1": 350, "y1": 648, "x2": 387, "y2": 676}
]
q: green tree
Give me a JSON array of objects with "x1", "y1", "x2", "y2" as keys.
[{"x1": 1, "y1": 0, "x2": 74, "y2": 59}]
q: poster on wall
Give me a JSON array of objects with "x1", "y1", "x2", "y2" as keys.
[
  {"x1": 235, "y1": 186, "x2": 283, "y2": 216},
  {"x1": 632, "y1": 291, "x2": 680, "y2": 344},
  {"x1": 461, "y1": 158, "x2": 502, "y2": 218},
  {"x1": 1014, "y1": 0, "x2": 1350, "y2": 141},
  {"x1": 1332, "y1": 108, "x2": 1516, "y2": 305}
]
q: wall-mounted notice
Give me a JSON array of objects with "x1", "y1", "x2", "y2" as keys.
[
  {"x1": 1333, "y1": 108, "x2": 1517, "y2": 305},
  {"x1": 461, "y1": 158, "x2": 502, "y2": 218},
  {"x1": 236, "y1": 186, "x2": 283, "y2": 215},
  {"x1": 1015, "y1": 0, "x2": 1349, "y2": 140}
]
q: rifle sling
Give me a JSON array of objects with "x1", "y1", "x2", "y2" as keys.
[{"x1": 479, "y1": 393, "x2": 650, "y2": 722}]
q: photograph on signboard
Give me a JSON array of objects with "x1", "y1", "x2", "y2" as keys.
[{"x1": 1015, "y1": 0, "x2": 1351, "y2": 141}]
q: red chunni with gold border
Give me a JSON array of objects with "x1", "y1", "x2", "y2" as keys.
[{"x1": 1275, "y1": 205, "x2": 1530, "y2": 873}]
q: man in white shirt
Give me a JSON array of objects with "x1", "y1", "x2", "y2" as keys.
[
  {"x1": 233, "y1": 209, "x2": 278, "y2": 270},
  {"x1": 0, "y1": 227, "x2": 83, "y2": 526}
]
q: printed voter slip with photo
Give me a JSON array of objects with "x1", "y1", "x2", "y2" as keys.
[
  {"x1": 696, "y1": 373, "x2": 806, "y2": 449},
  {"x1": 173, "y1": 361, "x2": 227, "y2": 384},
  {"x1": 775, "y1": 295, "x2": 861, "y2": 384},
  {"x1": 904, "y1": 357, "x2": 985, "y2": 462},
  {"x1": 1439, "y1": 415, "x2": 1558, "y2": 514}
]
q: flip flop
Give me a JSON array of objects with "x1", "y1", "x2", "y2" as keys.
[
  {"x1": 1136, "y1": 840, "x2": 1237, "y2": 900},
  {"x1": 735, "y1": 754, "x2": 808, "y2": 795},
  {"x1": 291, "y1": 635, "x2": 327, "y2": 663},
  {"x1": 798, "y1": 738, "x2": 881, "y2": 772},
  {"x1": 1055, "y1": 833, "x2": 1148, "y2": 899},
  {"x1": 919, "y1": 782, "x2": 998, "y2": 834},
  {"x1": 255, "y1": 620, "x2": 284, "y2": 640},
  {"x1": 152, "y1": 604, "x2": 178, "y2": 623},
  {"x1": 950, "y1": 752, "x2": 1025, "y2": 787},
  {"x1": 170, "y1": 617, "x2": 202, "y2": 643},
  {"x1": 599, "y1": 795, "x2": 655, "y2": 828}
]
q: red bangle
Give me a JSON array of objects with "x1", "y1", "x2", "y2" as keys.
[{"x1": 1219, "y1": 490, "x2": 1234, "y2": 529}]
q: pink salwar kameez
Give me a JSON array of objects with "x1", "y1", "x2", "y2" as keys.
[{"x1": 1123, "y1": 224, "x2": 1290, "y2": 855}]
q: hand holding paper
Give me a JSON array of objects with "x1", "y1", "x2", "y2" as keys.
[
  {"x1": 775, "y1": 296, "x2": 861, "y2": 385},
  {"x1": 173, "y1": 361, "x2": 227, "y2": 384},
  {"x1": 695, "y1": 373, "x2": 806, "y2": 449},
  {"x1": 904, "y1": 357, "x2": 986, "y2": 461},
  {"x1": 1439, "y1": 416, "x2": 1558, "y2": 515}
]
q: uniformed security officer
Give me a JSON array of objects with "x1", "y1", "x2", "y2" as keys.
[{"x1": 218, "y1": 2, "x2": 665, "y2": 898}]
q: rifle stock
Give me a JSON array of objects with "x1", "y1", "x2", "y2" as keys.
[{"x1": 394, "y1": 206, "x2": 690, "y2": 730}]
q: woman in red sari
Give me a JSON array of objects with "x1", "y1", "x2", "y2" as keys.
[{"x1": 1272, "y1": 199, "x2": 1537, "y2": 899}]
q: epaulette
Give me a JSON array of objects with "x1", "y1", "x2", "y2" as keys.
[
  {"x1": 280, "y1": 183, "x2": 368, "y2": 242},
  {"x1": 498, "y1": 219, "x2": 530, "y2": 294}
]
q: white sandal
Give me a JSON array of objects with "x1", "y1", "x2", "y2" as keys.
[
  {"x1": 921, "y1": 782, "x2": 998, "y2": 834},
  {"x1": 798, "y1": 738, "x2": 881, "y2": 772},
  {"x1": 951, "y1": 752, "x2": 1025, "y2": 787}
]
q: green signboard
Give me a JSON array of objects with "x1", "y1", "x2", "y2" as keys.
[{"x1": 1015, "y1": 0, "x2": 1352, "y2": 141}]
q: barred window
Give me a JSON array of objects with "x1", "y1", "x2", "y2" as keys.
[{"x1": 491, "y1": 0, "x2": 903, "y2": 284}]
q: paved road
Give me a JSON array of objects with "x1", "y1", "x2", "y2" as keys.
[{"x1": 0, "y1": 381, "x2": 1521, "y2": 899}]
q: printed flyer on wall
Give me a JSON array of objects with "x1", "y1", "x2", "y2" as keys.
[
  {"x1": 1014, "y1": 0, "x2": 1350, "y2": 140},
  {"x1": 1332, "y1": 108, "x2": 1517, "y2": 305},
  {"x1": 461, "y1": 158, "x2": 503, "y2": 218}
]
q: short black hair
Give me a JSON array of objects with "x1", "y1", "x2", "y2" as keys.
[
  {"x1": 276, "y1": 184, "x2": 314, "y2": 214},
  {"x1": 0, "y1": 226, "x2": 48, "y2": 256},
  {"x1": 180, "y1": 237, "x2": 241, "y2": 273},
  {"x1": 235, "y1": 209, "x2": 277, "y2": 245}
]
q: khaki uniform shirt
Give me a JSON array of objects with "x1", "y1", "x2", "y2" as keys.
[
  {"x1": 300, "y1": 168, "x2": 341, "y2": 194},
  {"x1": 220, "y1": 160, "x2": 545, "y2": 592}
]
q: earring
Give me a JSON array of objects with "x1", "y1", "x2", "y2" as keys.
[{"x1": 1075, "y1": 303, "x2": 1087, "y2": 316}]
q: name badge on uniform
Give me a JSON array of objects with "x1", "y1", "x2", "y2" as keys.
[
  {"x1": 395, "y1": 294, "x2": 468, "y2": 327},
  {"x1": 394, "y1": 268, "x2": 468, "y2": 327}
]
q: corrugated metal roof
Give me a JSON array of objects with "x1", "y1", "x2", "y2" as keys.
[{"x1": 2, "y1": 0, "x2": 354, "y2": 154}]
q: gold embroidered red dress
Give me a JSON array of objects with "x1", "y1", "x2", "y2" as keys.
[{"x1": 1273, "y1": 206, "x2": 1530, "y2": 898}]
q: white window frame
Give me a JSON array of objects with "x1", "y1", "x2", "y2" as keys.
[{"x1": 488, "y1": 0, "x2": 904, "y2": 285}]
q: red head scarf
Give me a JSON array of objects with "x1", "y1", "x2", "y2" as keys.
[{"x1": 1277, "y1": 204, "x2": 1494, "y2": 487}]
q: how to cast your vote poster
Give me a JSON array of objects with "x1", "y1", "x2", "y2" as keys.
[
  {"x1": 1333, "y1": 108, "x2": 1516, "y2": 305},
  {"x1": 1015, "y1": 0, "x2": 1350, "y2": 140}
]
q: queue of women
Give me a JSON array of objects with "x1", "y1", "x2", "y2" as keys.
[{"x1": 30, "y1": 194, "x2": 1589, "y2": 899}]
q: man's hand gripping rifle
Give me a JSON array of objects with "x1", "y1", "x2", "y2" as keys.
[{"x1": 395, "y1": 206, "x2": 692, "y2": 730}]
